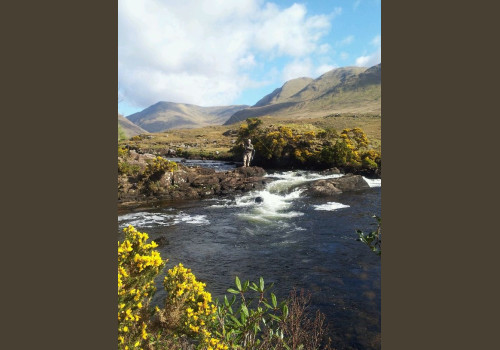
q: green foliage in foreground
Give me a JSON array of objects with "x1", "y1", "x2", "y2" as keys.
[
  {"x1": 356, "y1": 216, "x2": 382, "y2": 256},
  {"x1": 218, "y1": 277, "x2": 289, "y2": 349}
]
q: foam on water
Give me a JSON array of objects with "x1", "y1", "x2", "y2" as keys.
[
  {"x1": 173, "y1": 213, "x2": 210, "y2": 225},
  {"x1": 118, "y1": 212, "x2": 175, "y2": 228},
  {"x1": 118, "y1": 211, "x2": 209, "y2": 228},
  {"x1": 236, "y1": 186, "x2": 305, "y2": 221},
  {"x1": 313, "y1": 202, "x2": 350, "y2": 211},
  {"x1": 209, "y1": 171, "x2": 353, "y2": 223},
  {"x1": 363, "y1": 177, "x2": 381, "y2": 187}
]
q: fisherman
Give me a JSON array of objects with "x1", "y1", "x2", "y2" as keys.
[{"x1": 243, "y1": 138, "x2": 255, "y2": 167}]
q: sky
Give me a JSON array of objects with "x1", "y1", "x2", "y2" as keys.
[{"x1": 118, "y1": 0, "x2": 381, "y2": 116}]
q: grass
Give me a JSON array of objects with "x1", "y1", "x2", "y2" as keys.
[{"x1": 119, "y1": 113, "x2": 381, "y2": 158}]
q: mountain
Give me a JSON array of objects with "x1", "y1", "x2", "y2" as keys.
[
  {"x1": 118, "y1": 114, "x2": 148, "y2": 138},
  {"x1": 254, "y1": 77, "x2": 313, "y2": 107},
  {"x1": 224, "y1": 64, "x2": 381, "y2": 125},
  {"x1": 126, "y1": 102, "x2": 249, "y2": 133}
]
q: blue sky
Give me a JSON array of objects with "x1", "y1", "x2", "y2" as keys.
[{"x1": 118, "y1": 0, "x2": 380, "y2": 116}]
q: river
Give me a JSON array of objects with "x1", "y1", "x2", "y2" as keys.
[{"x1": 118, "y1": 163, "x2": 381, "y2": 349}]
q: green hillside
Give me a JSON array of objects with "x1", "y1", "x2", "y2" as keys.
[{"x1": 225, "y1": 64, "x2": 381, "y2": 125}]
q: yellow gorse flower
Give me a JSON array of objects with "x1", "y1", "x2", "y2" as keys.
[{"x1": 118, "y1": 226, "x2": 166, "y2": 350}]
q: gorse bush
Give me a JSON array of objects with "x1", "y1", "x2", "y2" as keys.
[
  {"x1": 118, "y1": 226, "x2": 165, "y2": 349},
  {"x1": 161, "y1": 263, "x2": 225, "y2": 349},
  {"x1": 144, "y1": 157, "x2": 178, "y2": 178},
  {"x1": 118, "y1": 225, "x2": 333, "y2": 350},
  {"x1": 231, "y1": 117, "x2": 381, "y2": 172},
  {"x1": 139, "y1": 157, "x2": 179, "y2": 195}
]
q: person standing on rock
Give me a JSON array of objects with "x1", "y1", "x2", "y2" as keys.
[{"x1": 243, "y1": 138, "x2": 255, "y2": 167}]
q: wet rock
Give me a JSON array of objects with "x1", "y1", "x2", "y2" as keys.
[
  {"x1": 305, "y1": 174, "x2": 369, "y2": 197},
  {"x1": 255, "y1": 196, "x2": 264, "y2": 203},
  {"x1": 153, "y1": 236, "x2": 169, "y2": 247},
  {"x1": 320, "y1": 167, "x2": 342, "y2": 175},
  {"x1": 306, "y1": 180, "x2": 343, "y2": 197},
  {"x1": 234, "y1": 166, "x2": 266, "y2": 177},
  {"x1": 191, "y1": 175, "x2": 220, "y2": 187},
  {"x1": 117, "y1": 152, "x2": 268, "y2": 208}
]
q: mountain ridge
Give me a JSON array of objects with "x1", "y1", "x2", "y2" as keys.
[
  {"x1": 126, "y1": 102, "x2": 249, "y2": 133},
  {"x1": 124, "y1": 63, "x2": 380, "y2": 132},
  {"x1": 224, "y1": 64, "x2": 380, "y2": 125}
]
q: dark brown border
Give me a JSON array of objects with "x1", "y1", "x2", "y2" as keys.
[
  {"x1": 382, "y1": 2, "x2": 497, "y2": 349},
  {"x1": 3, "y1": 2, "x2": 117, "y2": 349}
]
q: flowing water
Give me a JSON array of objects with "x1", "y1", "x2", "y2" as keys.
[{"x1": 118, "y1": 169, "x2": 381, "y2": 349}]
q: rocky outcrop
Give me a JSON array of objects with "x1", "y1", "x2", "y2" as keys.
[
  {"x1": 118, "y1": 151, "x2": 270, "y2": 208},
  {"x1": 305, "y1": 174, "x2": 370, "y2": 197}
]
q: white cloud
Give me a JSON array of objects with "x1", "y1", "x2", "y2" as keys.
[
  {"x1": 282, "y1": 59, "x2": 313, "y2": 81},
  {"x1": 337, "y1": 35, "x2": 354, "y2": 46},
  {"x1": 354, "y1": 47, "x2": 381, "y2": 67},
  {"x1": 315, "y1": 64, "x2": 338, "y2": 77},
  {"x1": 371, "y1": 35, "x2": 381, "y2": 46},
  {"x1": 119, "y1": 0, "x2": 334, "y2": 107},
  {"x1": 318, "y1": 44, "x2": 332, "y2": 54},
  {"x1": 354, "y1": 35, "x2": 381, "y2": 67}
]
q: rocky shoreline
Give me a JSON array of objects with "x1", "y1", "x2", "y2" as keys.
[{"x1": 118, "y1": 151, "x2": 376, "y2": 210}]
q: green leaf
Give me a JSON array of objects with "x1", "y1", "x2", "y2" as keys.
[
  {"x1": 264, "y1": 282, "x2": 275, "y2": 292},
  {"x1": 262, "y1": 301, "x2": 273, "y2": 309},
  {"x1": 229, "y1": 315, "x2": 242, "y2": 326},
  {"x1": 271, "y1": 293, "x2": 277, "y2": 308},
  {"x1": 243, "y1": 280, "x2": 250, "y2": 291},
  {"x1": 241, "y1": 304, "x2": 249, "y2": 317},
  {"x1": 224, "y1": 295, "x2": 230, "y2": 307},
  {"x1": 259, "y1": 277, "x2": 265, "y2": 292},
  {"x1": 282, "y1": 305, "x2": 289, "y2": 318},
  {"x1": 235, "y1": 276, "x2": 242, "y2": 291},
  {"x1": 249, "y1": 282, "x2": 258, "y2": 291},
  {"x1": 227, "y1": 288, "x2": 239, "y2": 294},
  {"x1": 269, "y1": 314, "x2": 281, "y2": 322}
]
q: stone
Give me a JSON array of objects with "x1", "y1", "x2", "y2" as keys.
[{"x1": 305, "y1": 175, "x2": 369, "y2": 197}]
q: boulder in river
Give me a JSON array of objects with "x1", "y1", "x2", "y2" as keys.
[{"x1": 305, "y1": 174, "x2": 370, "y2": 197}]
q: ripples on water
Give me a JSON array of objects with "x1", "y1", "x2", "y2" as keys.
[{"x1": 118, "y1": 170, "x2": 381, "y2": 350}]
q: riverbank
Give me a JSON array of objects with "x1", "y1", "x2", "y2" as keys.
[{"x1": 118, "y1": 149, "x2": 376, "y2": 210}]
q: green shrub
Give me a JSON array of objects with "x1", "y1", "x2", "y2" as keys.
[
  {"x1": 118, "y1": 161, "x2": 141, "y2": 176},
  {"x1": 214, "y1": 277, "x2": 289, "y2": 349},
  {"x1": 356, "y1": 216, "x2": 382, "y2": 256}
]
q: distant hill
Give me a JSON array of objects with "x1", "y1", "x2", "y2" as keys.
[
  {"x1": 118, "y1": 114, "x2": 148, "y2": 138},
  {"x1": 126, "y1": 102, "x2": 249, "y2": 133},
  {"x1": 224, "y1": 64, "x2": 381, "y2": 125}
]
